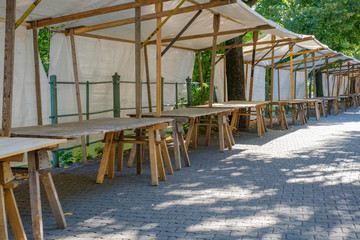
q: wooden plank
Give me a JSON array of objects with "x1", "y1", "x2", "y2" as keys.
[
  {"x1": 326, "y1": 57, "x2": 330, "y2": 96},
  {"x1": 41, "y1": 172, "x2": 66, "y2": 229},
  {"x1": 1, "y1": 0, "x2": 16, "y2": 137},
  {"x1": 0, "y1": 185, "x2": 8, "y2": 240},
  {"x1": 270, "y1": 35, "x2": 275, "y2": 128},
  {"x1": 69, "y1": 30, "x2": 88, "y2": 165},
  {"x1": 304, "y1": 54, "x2": 308, "y2": 99},
  {"x1": 156, "y1": 3, "x2": 162, "y2": 117},
  {"x1": 147, "y1": 126, "x2": 158, "y2": 186},
  {"x1": 107, "y1": 142, "x2": 117, "y2": 179},
  {"x1": 0, "y1": 153, "x2": 24, "y2": 162},
  {"x1": 28, "y1": 151, "x2": 43, "y2": 240},
  {"x1": 96, "y1": 132, "x2": 114, "y2": 184},
  {"x1": 126, "y1": 144, "x2": 136, "y2": 168},
  {"x1": 32, "y1": 21, "x2": 43, "y2": 126},
  {"x1": 11, "y1": 118, "x2": 173, "y2": 139},
  {"x1": 4, "y1": 188, "x2": 27, "y2": 240},
  {"x1": 185, "y1": 118, "x2": 195, "y2": 149},
  {"x1": 198, "y1": 52, "x2": 204, "y2": 92},
  {"x1": 135, "y1": 3, "x2": 142, "y2": 118},
  {"x1": 136, "y1": 129, "x2": 143, "y2": 175},
  {"x1": 160, "y1": 135, "x2": 173, "y2": 175},
  {"x1": 155, "y1": 131, "x2": 166, "y2": 181},
  {"x1": 290, "y1": 44, "x2": 294, "y2": 101},
  {"x1": 209, "y1": 14, "x2": 220, "y2": 107},
  {"x1": 218, "y1": 113, "x2": 225, "y2": 152},
  {"x1": 117, "y1": 131, "x2": 125, "y2": 170},
  {"x1": 73, "y1": 0, "x2": 236, "y2": 34},
  {"x1": 34, "y1": 0, "x2": 172, "y2": 28}
]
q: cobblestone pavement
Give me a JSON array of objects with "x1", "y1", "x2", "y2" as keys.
[{"x1": 11, "y1": 108, "x2": 360, "y2": 240}]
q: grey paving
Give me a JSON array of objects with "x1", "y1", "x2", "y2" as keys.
[{"x1": 11, "y1": 108, "x2": 360, "y2": 239}]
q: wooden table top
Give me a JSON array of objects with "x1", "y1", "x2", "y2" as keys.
[
  {"x1": 11, "y1": 118, "x2": 173, "y2": 140},
  {"x1": 192, "y1": 101, "x2": 269, "y2": 109},
  {"x1": 271, "y1": 100, "x2": 306, "y2": 104},
  {"x1": 0, "y1": 137, "x2": 66, "y2": 159},
  {"x1": 129, "y1": 108, "x2": 233, "y2": 118},
  {"x1": 317, "y1": 96, "x2": 339, "y2": 100}
]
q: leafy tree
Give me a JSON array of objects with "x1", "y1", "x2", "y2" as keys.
[{"x1": 255, "y1": 0, "x2": 360, "y2": 59}]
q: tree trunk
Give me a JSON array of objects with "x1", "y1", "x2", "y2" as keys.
[
  {"x1": 315, "y1": 70, "x2": 323, "y2": 97},
  {"x1": 226, "y1": 36, "x2": 246, "y2": 129}
]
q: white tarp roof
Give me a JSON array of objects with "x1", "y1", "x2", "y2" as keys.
[
  {"x1": 0, "y1": 0, "x2": 302, "y2": 50},
  {"x1": 242, "y1": 33, "x2": 360, "y2": 71}
]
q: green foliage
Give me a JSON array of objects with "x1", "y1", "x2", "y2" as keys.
[
  {"x1": 94, "y1": 145, "x2": 104, "y2": 156},
  {"x1": 192, "y1": 83, "x2": 210, "y2": 106},
  {"x1": 255, "y1": 0, "x2": 360, "y2": 59},
  {"x1": 58, "y1": 151, "x2": 74, "y2": 167}
]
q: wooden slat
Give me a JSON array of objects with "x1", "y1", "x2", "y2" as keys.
[
  {"x1": 156, "y1": 3, "x2": 162, "y2": 117},
  {"x1": 96, "y1": 132, "x2": 114, "y2": 184},
  {"x1": 1, "y1": 0, "x2": 16, "y2": 137},
  {"x1": 144, "y1": 45, "x2": 152, "y2": 112},
  {"x1": 135, "y1": 3, "x2": 142, "y2": 118},
  {"x1": 148, "y1": 126, "x2": 158, "y2": 186}
]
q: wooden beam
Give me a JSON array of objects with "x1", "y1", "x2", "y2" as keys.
[
  {"x1": 199, "y1": 36, "x2": 313, "y2": 52},
  {"x1": 290, "y1": 44, "x2": 294, "y2": 101},
  {"x1": 304, "y1": 54, "x2": 308, "y2": 99},
  {"x1": 276, "y1": 52, "x2": 336, "y2": 69},
  {"x1": 135, "y1": 2, "x2": 142, "y2": 118},
  {"x1": 325, "y1": 57, "x2": 330, "y2": 96},
  {"x1": 1, "y1": 0, "x2": 16, "y2": 137},
  {"x1": 144, "y1": 45, "x2": 152, "y2": 112},
  {"x1": 223, "y1": 55, "x2": 227, "y2": 102},
  {"x1": 347, "y1": 62, "x2": 350, "y2": 96},
  {"x1": 33, "y1": 0, "x2": 172, "y2": 28},
  {"x1": 198, "y1": 52, "x2": 204, "y2": 92},
  {"x1": 248, "y1": 31, "x2": 259, "y2": 101},
  {"x1": 254, "y1": 42, "x2": 279, "y2": 67},
  {"x1": 209, "y1": 14, "x2": 220, "y2": 107},
  {"x1": 312, "y1": 52, "x2": 316, "y2": 98},
  {"x1": 270, "y1": 35, "x2": 275, "y2": 102},
  {"x1": 156, "y1": 3, "x2": 162, "y2": 116},
  {"x1": 161, "y1": 10, "x2": 202, "y2": 57},
  {"x1": 215, "y1": 33, "x2": 246, "y2": 65},
  {"x1": 72, "y1": 0, "x2": 236, "y2": 35},
  {"x1": 151, "y1": 25, "x2": 272, "y2": 45},
  {"x1": 16, "y1": 0, "x2": 42, "y2": 28},
  {"x1": 69, "y1": 30, "x2": 88, "y2": 165},
  {"x1": 32, "y1": 21, "x2": 43, "y2": 125},
  {"x1": 245, "y1": 47, "x2": 324, "y2": 65}
]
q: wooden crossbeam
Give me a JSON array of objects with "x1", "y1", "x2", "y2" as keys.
[
  {"x1": 72, "y1": 0, "x2": 236, "y2": 35},
  {"x1": 31, "y1": 0, "x2": 172, "y2": 28},
  {"x1": 275, "y1": 52, "x2": 336, "y2": 69}
]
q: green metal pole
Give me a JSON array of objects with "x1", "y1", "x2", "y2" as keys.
[
  {"x1": 50, "y1": 75, "x2": 59, "y2": 167},
  {"x1": 113, "y1": 72, "x2": 121, "y2": 117},
  {"x1": 175, "y1": 82, "x2": 178, "y2": 109},
  {"x1": 86, "y1": 81, "x2": 90, "y2": 146},
  {"x1": 161, "y1": 77, "x2": 164, "y2": 111},
  {"x1": 186, "y1": 77, "x2": 193, "y2": 106}
]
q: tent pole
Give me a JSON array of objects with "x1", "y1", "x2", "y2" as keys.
[
  {"x1": 248, "y1": 31, "x2": 258, "y2": 101},
  {"x1": 347, "y1": 62, "x2": 350, "y2": 97},
  {"x1": 208, "y1": 14, "x2": 220, "y2": 107},
  {"x1": 245, "y1": 63, "x2": 248, "y2": 91},
  {"x1": 289, "y1": 43, "x2": 295, "y2": 123},
  {"x1": 198, "y1": 51, "x2": 203, "y2": 92},
  {"x1": 269, "y1": 35, "x2": 275, "y2": 128},
  {"x1": 1, "y1": 0, "x2": 16, "y2": 137},
  {"x1": 135, "y1": 3, "x2": 142, "y2": 118},
  {"x1": 312, "y1": 52, "x2": 317, "y2": 98},
  {"x1": 337, "y1": 62, "x2": 342, "y2": 96},
  {"x1": 32, "y1": 21, "x2": 43, "y2": 125},
  {"x1": 144, "y1": 45, "x2": 152, "y2": 112},
  {"x1": 277, "y1": 69, "x2": 280, "y2": 101},
  {"x1": 69, "y1": 30, "x2": 88, "y2": 165},
  {"x1": 304, "y1": 54, "x2": 308, "y2": 99},
  {"x1": 326, "y1": 57, "x2": 330, "y2": 96},
  {"x1": 156, "y1": 2, "x2": 162, "y2": 116},
  {"x1": 223, "y1": 55, "x2": 227, "y2": 102}
]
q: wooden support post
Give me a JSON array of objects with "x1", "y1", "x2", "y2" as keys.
[
  {"x1": 311, "y1": 53, "x2": 316, "y2": 97},
  {"x1": 198, "y1": 52, "x2": 204, "y2": 93},
  {"x1": 148, "y1": 126, "x2": 158, "y2": 186},
  {"x1": 135, "y1": 2, "x2": 142, "y2": 118},
  {"x1": 1, "y1": 0, "x2": 16, "y2": 137},
  {"x1": 209, "y1": 14, "x2": 220, "y2": 107},
  {"x1": 248, "y1": 31, "x2": 259, "y2": 101},
  {"x1": 245, "y1": 63, "x2": 248, "y2": 91},
  {"x1": 69, "y1": 30, "x2": 88, "y2": 165},
  {"x1": 32, "y1": 21, "x2": 43, "y2": 125},
  {"x1": 348, "y1": 62, "x2": 351, "y2": 97},
  {"x1": 156, "y1": 3, "x2": 162, "y2": 116},
  {"x1": 304, "y1": 54, "x2": 308, "y2": 99},
  {"x1": 277, "y1": 69, "x2": 280, "y2": 100},
  {"x1": 144, "y1": 45, "x2": 152, "y2": 112},
  {"x1": 326, "y1": 57, "x2": 330, "y2": 96},
  {"x1": 270, "y1": 35, "x2": 275, "y2": 128},
  {"x1": 223, "y1": 56, "x2": 227, "y2": 102},
  {"x1": 0, "y1": 185, "x2": 7, "y2": 240},
  {"x1": 290, "y1": 44, "x2": 294, "y2": 101}
]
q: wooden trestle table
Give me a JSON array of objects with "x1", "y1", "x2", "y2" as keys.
[
  {"x1": 348, "y1": 94, "x2": 360, "y2": 109},
  {"x1": 192, "y1": 101, "x2": 269, "y2": 137},
  {"x1": 317, "y1": 97, "x2": 341, "y2": 115},
  {"x1": 11, "y1": 118, "x2": 173, "y2": 186},
  {"x1": 0, "y1": 137, "x2": 66, "y2": 240},
  {"x1": 129, "y1": 108, "x2": 234, "y2": 170},
  {"x1": 269, "y1": 100, "x2": 307, "y2": 129}
]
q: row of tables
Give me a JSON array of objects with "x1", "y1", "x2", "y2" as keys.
[{"x1": 2, "y1": 93, "x2": 359, "y2": 239}]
